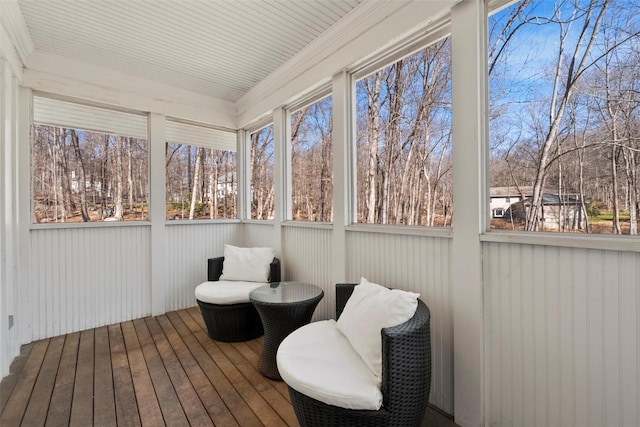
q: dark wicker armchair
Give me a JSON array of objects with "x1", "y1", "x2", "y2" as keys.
[
  {"x1": 286, "y1": 283, "x2": 431, "y2": 427},
  {"x1": 196, "y1": 256, "x2": 280, "y2": 342}
]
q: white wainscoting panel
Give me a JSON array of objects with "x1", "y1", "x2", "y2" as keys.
[
  {"x1": 282, "y1": 226, "x2": 333, "y2": 320},
  {"x1": 346, "y1": 230, "x2": 454, "y2": 415},
  {"x1": 28, "y1": 226, "x2": 151, "y2": 340},
  {"x1": 165, "y1": 222, "x2": 241, "y2": 311},
  {"x1": 483, "y1": 242, "x2": 640, "y2": 427},
  {"x1": 241, "y1": 222, "x2": 275, "y2": 249}
]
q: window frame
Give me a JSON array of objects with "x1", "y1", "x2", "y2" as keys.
[
  {"x1": 30, "y1": 93, "x2": 150, "y2": 226},
  {"x1": 284, "y1": 87, "x2": 334, "y2": 223},
  {"x1": 164, "y1": 118, "x2": 238, "y2": 222},
  {"x1": 244, "y1": 120, "x2": 276, "y2": 222},
  {"x1": 483, "y1": 0, "x2": 640, "y2": 250},
  {"x1": 349, "y1": 20, "x2": 453, "y2": 228}
]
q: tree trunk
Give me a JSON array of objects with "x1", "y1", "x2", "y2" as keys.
[
  {"x1": 319, "y1": 133, "x2": 331, "y2": 222},
  {"x1": 127, "y1": 137, "x2": 134, "y2": 213},
  {"x1": 113, "y1": 136, "x2": 124, "y2": 220},
  {"x1": 70, "y1": 129, "x2": 90, "y2": 222},
  {"x1": 211, "y1": 149, "x2": 218, "y2": 219},
  {"x1": 366, "y1": 72, "x2": 382, "y2": 223},
  {"x1": 101, "y1": 134, "x2": 110, "y2": 218},
  {"x1": 622, "y1": 147, "x2": 637, "y2": 235},
  {"x1": 526, "y1": 1, "x2": 609, "y2": 231},
  {"x1": 189, "y1": 146, "x2": 204, "y2": 219}
]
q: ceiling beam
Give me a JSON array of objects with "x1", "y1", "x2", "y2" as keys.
[
  {"x1": 0, "y1": 0, "x2": 34, "y2": 66},
  {"x1": 24, "y1": 51, "x2": 237, "y2": 129}
]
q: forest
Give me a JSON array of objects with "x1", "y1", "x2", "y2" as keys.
[
  {"x1": 32, "y1": 0, "x2": 639, "y2": 234},
  {"x1": 32, "y1": 125, "x2": 148, "y2": 223},
  {"x1": 489, "y1": 0, "x2": 640, "y2": 234},
  {"x1": 165, "y1": 143, "x2": 237, "y2": 220}
]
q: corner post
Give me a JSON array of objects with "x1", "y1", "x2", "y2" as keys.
[
  {"x1": 331, "y1": 70, "x2": 351, "y2": 285},
  {"x1": 149, "y1": 113, "x2": 167, "y2": 315},
  {"x1": 451, "y1": 0, "x2": 488, "y2": 425}
]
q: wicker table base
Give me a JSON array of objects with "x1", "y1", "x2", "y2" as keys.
[{"x1": 250, "y1": 282, "x2": 324, "y2": 380}]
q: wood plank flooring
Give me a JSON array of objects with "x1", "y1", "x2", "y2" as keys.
[{"x1": 0, "y1": 307, "x2": 458, "y2": 427}]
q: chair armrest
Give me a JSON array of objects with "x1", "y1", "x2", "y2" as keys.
[
  {"x1": 335, "y1": 283, "x2": 357, "y2": 319},
  {"x1": 269, "y1": 258, "x2": 281, "y2": 282},
  {"x1": 207, "y1": 257, "x2": 225, "y2": 281},
  {"x1": 380, "y1": 299, "x2": 431, "y2": 414}
]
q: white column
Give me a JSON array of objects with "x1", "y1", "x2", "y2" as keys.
[
  {"x1": 236, "y1": 129, "x2": 246, "y2": 222},
  {"x1": 17, "y1": 85, "x2": 32, "y2": 349},
  {"x1": 270, "y1": 108, "x2": 285, "y2": 259},
  {"x1": 0, "y1": 59, "x2": 24, "y2": 376},
  {"x1": 149, "y1": 113, "x2": 167, "y2": 315},
  {"x1": 0, "y1": 56, "x2": 7, "y2": 377},
  {"x1": 331, "y1": 71, "x2": 351, "y2": 284},
  {"x1": 451, "y1": 0, "x2": 488, "y2": 426}
]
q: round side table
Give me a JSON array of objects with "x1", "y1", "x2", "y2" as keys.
[{"x1": 249, "y1": 282, "x2": 324, "y2": 380}]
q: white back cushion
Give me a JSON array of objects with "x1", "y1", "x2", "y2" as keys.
[
  {"x1": 336, "y1": 278, "x2": 419, "y2": 379},
  {"x1": 219, "y1": 244, "x2": 275, "y2": 282}
]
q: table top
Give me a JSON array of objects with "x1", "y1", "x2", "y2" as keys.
[{"x1": 249, "y1": 282, "x2": 323, "y2": 304}]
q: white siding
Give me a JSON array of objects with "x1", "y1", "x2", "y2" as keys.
[
  {"x1": 346, "y1": 231, "x2": 454, "y2": 415},
  {"x1": 282, "y1": 226, "x2": 333, "y2": 320},
  {"x1": 28, "y1": 226, "x2": 151, "y2": 340},
  {"x1": 242, "y1": 223, "x2": 275, "y2": 250},
  {"x1": 164, "y1": 222, "x2": 241, "y2": 311},
  {"x1": 483, "y1": 242, "x2": 640, "y2": 427}
]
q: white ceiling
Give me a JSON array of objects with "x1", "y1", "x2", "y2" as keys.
[{"x1": 16, "y1": 0, "x2": 362, "y2": 102}]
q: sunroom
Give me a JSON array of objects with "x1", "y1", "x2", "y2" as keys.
[{"x1": 1, "y1": 0, "x2": 639, "y2": 426}]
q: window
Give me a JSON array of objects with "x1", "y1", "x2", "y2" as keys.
[
  {"x1": 354, "y1": 37, "x2": 452, "y2": 226},
  {"x1": 165, "y1": 121, "x2": 237, "y2": 220},
  {"x1": 249, "y1": 124, "x2": 275, "y2": 220},
  {"x1": 489, "y1": 0, "x2": 639, "y2": 235},
  {"x1": 290, "y1": 95, "x2": 333, "y2": 222},
  {"x1": 32, "y1": 96, "x2": 148, "y2": 223},
  {"x1": 492, "y1": 208, "x2": 505, "y2": 218}
]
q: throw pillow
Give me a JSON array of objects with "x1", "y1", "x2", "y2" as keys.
[
  {"x1": 336, "y1": 277, "x2": 420, "y2": 379},
  {"x1": 219, "y1": 244, "x2": 276, "y2": 282}
]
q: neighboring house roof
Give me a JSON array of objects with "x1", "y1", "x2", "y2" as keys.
[
  {"x1": 489, "y1": 186, "x2": 534, "y2": 197},
  {"x1": 490, "y1": 186, "x2": 580, "y2": 199},
  {"x1": 522, "y1": 193, "x2": 583, "y2": 206}
]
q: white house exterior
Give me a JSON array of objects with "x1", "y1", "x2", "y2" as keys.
[
  {"x1": 490, "y1": 187, "x2": 587, "y2": 231},
  {"x1": 489, "y1": 186, "x2": 531, "y2": 218}
]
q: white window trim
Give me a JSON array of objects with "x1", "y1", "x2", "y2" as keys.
[
  {"x1": 482, "y1": 230, "x2": 640, "y2": 253},
  {"x1": 244, "y1": 121, "x2": 275, "y2": 221},
  {"x1": 285, "y1": 88, "x2": 333, "y2": 223}
]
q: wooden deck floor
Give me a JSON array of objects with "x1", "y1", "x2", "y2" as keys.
[{"x1": 0, "y1": 307, "x2": 458, "y2": 427}]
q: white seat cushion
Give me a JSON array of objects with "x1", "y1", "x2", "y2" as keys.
[
  {"x1": 195, "y1": 280, "x2": 266, "y2": 305},
  {"x1": 277, "y1": 320, "x2": 383, "y2": 410}
]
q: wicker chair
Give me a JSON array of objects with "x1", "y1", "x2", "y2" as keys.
[
  {"x1": 196, "y1": 256, "x2": 280, "y2": 342},
  {"x1": 285, "y1": 283, "x2": 431, "y2": 427}
]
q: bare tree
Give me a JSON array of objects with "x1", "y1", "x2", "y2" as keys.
[
  {"x1": 113, "y1": 136, "x2": 124, "y2": 220},
  {"x1": 189, "y1": 146, "x2": 204, "y2": 219},
  {"x1": 70, "y1": 129, "x2": 90, "y2": 221}
]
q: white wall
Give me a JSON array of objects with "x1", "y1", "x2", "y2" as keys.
[
  {"x1": 347, "y1": 230, "x2": 454, "y2": 413},
  {"x1": 483, "y1": 242, "x2": 640, "y2": 427},
  {"x1": 28, "y1": 226, "x2": 151, "y2": 339},
  {"x1": 0, "y1": 48, "x2": 23, "y2": 377},
  {"x1": 165, "y1": 222, "x2": 242, "y2": 311}
]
